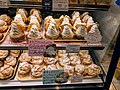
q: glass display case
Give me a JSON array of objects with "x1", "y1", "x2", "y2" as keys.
[{"x1": 0, "y1": 0, "x2": 120, "y2": 90}]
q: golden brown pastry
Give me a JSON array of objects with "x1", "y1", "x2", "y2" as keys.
[
  {"x1": 45, "y1": 64, "x2": 57, "y2": 70},
  {"x1": 81, "y1": 54, "x2": 92, "y2": 65},
  {"x1": 81, "y1": 12, "x2": 89, "y2": 20},
  {"x1": 30, "y1": 9, "x2": 42, "y2": 23},
  {"x1": 87, "y1": 64, "x2": 101, "y2": 77},
  {"x1": 19, "y1": 53, "x2": 31, "y2": 63},
  {"x1": 58, "y1": 15, "x2": 64, "y2": 25},
  {"x1": 0, "y1": 20, "x2": 8, "y2": 33},
  {"x1": 4, "y1": 56, "x2": 17, "y2": 66},
  {"x1": 0, "y1": 50, "x2": 9, "y2": 59},
  {"x1": 58, "y1": 56, "x2": 70, "y2": 67},
  {"x1": 18, "y1": 62, "x2": 31, "y2": 75},
  {"x1": 44, "y1": 57, "x2": 57, "y2": 65},
  {"x1": 28, "y1": 15, "x2": 40, "y2": 25},
  {"x1": 79, "y1": 50, "x2": 89, "y2": 57},
  {"x1": 44, "y1": 16, "x2": 56, "y2": 27},
  {"x1": 31, "y1": 56, "x2": 44, "y2": 65},
  {"x1": 10, "y1": 22, "x2": 25, "y2": 42},
  {"x1": 58, "y1": 50, "x2": 68, "y2": 58},
  {"x1": 10, "y1": 50, "x2": 21, "y2": 58},
  {"x1": 16, "y1": 8, "x2": 28, "y2": 23},
  {"x1": 88, "y1": 23, "x2": 100, "y2": 34},
  {"x1": 0, "y1": 33, "x2": 4, "y2": 40},
  {"x1": 72, "y1": 11, "x2": 80, "y2": 24},
  {"x1": 0, "y1": 14, "x2": 11, "y2": 25},
  {"x1": 0, "y1": 65, "x2": 14, "y2": 79},
  {"x1": 75, "y1": 64, "x2": 85, "y2": 75},
  {"x1": 64, "y1": 65, "x2": 74, "y2": 76},
  {"x1": 69, "y1": 55, "x2": 80, "y2": 66},
  {"x1": 0, "y1": 60, "x2": 3, "y2": 67},
  {"x1": 31, "y1": 65, "x2": 43, "y2": 78}
]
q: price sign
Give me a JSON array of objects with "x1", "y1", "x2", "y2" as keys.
[
  {"x1": 42, "y1": 70, "x2": 64, "y2": 84},
  {"x1": 28, "y1": 39, "x2": 53, "y2": 56},
  {"x1": 71, "y1": 75, "x2": 83, "y2": 83},
  {"x1": 0, "y1": 0, "x2": 9, "y2": 8},
  {"x1": 52, "y1": 0, "x2": 68, "y2": 11},
  {"x1": 66, "y1": 45, "x2": 80, "y2": 53},
  {"x1": 42, "y1": 0, "x2": 52, "y2": 11},
  {"x1": 84, "y1": 33, "x2": 102, "y2": 43}
]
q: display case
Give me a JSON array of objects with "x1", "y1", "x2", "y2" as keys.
[{"x1": 0, "y1": 0, "x2": 120, "y2": 90}]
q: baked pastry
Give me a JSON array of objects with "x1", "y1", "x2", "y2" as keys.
[
  {"x1": 81, "y1": 54, "x2": 92, "y2": 65},
  {"x1": 0, "y1": 20, "x2": 8, "y2": 33},
  {"x1": 88, "y1": 23, "x2": 100, "y2": 34},
  {"x1": 45, "y1": 64, "x2": 57, "y2": 70},
  {"x1": 0, "y1": 65, "x2": 14, "y2": 79},
  {"x1": 87, "y1": 64, "x2": 101, "y2": 77},
  {"x1": 18, "y1": 62, "x2": 31, "y2": 75},
  {"x1": 82, "y1": 14, "x2": 90, "y2": 23},
  {"x1": 64, "y1": 65, "x2": 74, "y2": 76},
  {"x1": 72, "y1": 11, "x2": 80, "y2": 24},
  {"x1": 10, "y1": 50, "x2": 21, "y2": 58},
  {"x1": 81, "y1": 12, "x2": 89, "y2": 20},
  {"x1": 27, "y1": 23, "x2": 42, "y2": 39},
  {"x1": 16, "y1": 8, "x2": 28, "y2": 22},
  {"x1": 31, "y1": 65, "x2": 43, "y2": 78},
  {"x1": 45, "y1": 23, "x2": 59, "y2": 40},
  {"x1": 0, "y1": 14, "x2": 11, "y2": 25},
  {"x1": 31, "y1": 56, "x2": 44, "y2": 65},
  {"x1": 28, "y1": 15, "x2": 40, "y2": 25},
  {"x1": 75, "y1": 64, "x2": 85, "y2": 75},
  {"x1": 44, "y1": 16, "x2": 56, "y2": 27},
  {"x1": 69, "y1": 55, "x2": 80, "y2": 66},
  {"x1": 73, "y1": 17, "x2": 82, "y2": 30},
  {"x1": 4, "y1": 56, "x2": 17, "y2": 66},
  {"x1": 58, "y1": 56, "x2": 70, "y2": 67},
  {"x1": 10, "y1": 22, "x2": 25, "y2": 42},
  {"x1": 0, "y1": 60, "x2": 3, "y2": 67},
  {"x1": 0, "y1": 33, "x2": 4, "y2": 40},
  {"x1": 0, "y1": 50, "x2": 9, "y2": 59},
  {"x1": 79, "y1": 50, "x2": 89, "y2": 57},
  {"x1": 58, "y1": 50, "x2": 68, "y2": 57},
  {"x1": 44, "y1": 57, "x2": 57, "y2": 65},
  {"x1": 30, "y1": 9, "x2": 42, "y2": 23},
  {"x1": 58, "y1": 15, "x2": 64, "y2": 25},
  {"x1": 19, "y1": 53, "x2": 31, "y2": 63}
]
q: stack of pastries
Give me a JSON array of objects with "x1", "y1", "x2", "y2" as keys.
[
  {"x1": 27, "y1": 9, "x2": 42, "y2": 39},
  {"x1": 0, "y1": 14, "x2": 11, "y2": 40},
  {"x1": 0, "y1": 50, "x2": 20, "y2": 79},
  {"x1": 44, "y1": 11, "x2": 101, "y2": 40}
]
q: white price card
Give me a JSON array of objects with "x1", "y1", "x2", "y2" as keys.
[
  {"x1": 52, "y1": 0, "x2": 68, "y2": 11},
  {"x1": 0, "y1": 0, "x2": 9, "y2": 8},
  {"x1": 66, "y1": 45, "x2": 80, "y2": 53},
  {"x1": 71, "y1": 75, "x2": 83, "y2": 83},
  {"x1": 84, "y1": 33, "x2": 102, "y2": 42}
]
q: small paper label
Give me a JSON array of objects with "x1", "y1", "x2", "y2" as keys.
[
  {"x1": 71, "y1": 75, "x2": 83, "y2": 83},
  {"x1": 42, "y1": 0, "x2": 52, "y2": 11},
  {"x1": 52, "y1": 0, "x2": 68, "y2": 11},
  {"x1": 66, "y1": 45, "x2": 80, "y2": 53},
  {"x1": 42, "y1": 70, "x2": 64, "y2": 84},
  {"x1": 28, "y1": 39, "x2": 53, "y2": 56},
  {"x1": 0, "y1": 0, "x2": 9, "y2": 8},
  {"x1": 85, "y1": 33, "x2": 102, "y2": 42}
]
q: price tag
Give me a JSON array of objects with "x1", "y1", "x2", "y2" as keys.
[
  {"x1": 28, "y1": 39, "x2": 53, "y2": 56},
  {"x1": 52, "y1": 0, "x2": 68, "y2": 11},
  {"x1": 42, "y1": 70, "x2": 64, "y2": 84},
  {"x1": 84, "y1": 33, "x2": 102, "y2": 43},
  {"x1": 66, "y1": 45, "x2": 80, "y2": 53},
  {"x1": 71, "y1": 75, "x2": 83, "y2": 83},
  {"x1": 0, "y1": 0, "x2": 9, "y2": 8},
  {"x1": 42, "y1": 0, "x2": 52, "y2": 11}
]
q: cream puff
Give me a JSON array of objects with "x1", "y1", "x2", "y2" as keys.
[
  {"x1": 31, "y1": 56, "x2": 44, "y2": 65},
  {"x1": 64, "y1": 65, "x2": 74, "y2": 76},
  {"x1": 75, "y1": 64, "x2": 85, "y2": 75},
  {"x1": 0, "y1": 65, "x2": 14, "y2": 79},
  {"x1": 45, "y1": 64, "x2": 57, "y2": 70},
  {"x1": 4, "y1": 56, "x2": 17, "y2": 66},
  {"x1": 18, "y1": 62, "x2": 31, "y2": 75},
  {"x1": 31, "y1": 65, "x2": 43, "y2": 78},
  {"x1": 0, "y1": 14, "x2": 11, "y2": 25},
  {"x1": 0, "y1": 50, "x2": 9, "y2": 59},
  {"x1": 58, "y1": 56, "x2": 70, "y2": 67},
  {"x1": 44, "y1": 57, "x2": 57, "y2": 65},
  {"x1": 0, "y1": 20, "x2": 8, "y2": 33},
  {"x1": 10, "y1": 50, "x2": 21, "y2": 58},
  {"x1": 19, "y1": 53, "x2": 31, "y2": 63}
]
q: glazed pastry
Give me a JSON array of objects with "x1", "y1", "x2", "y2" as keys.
[
  {"x1": 72, "y1": 11, "x2": 80, "y2": 24},
  {"x1": 31, "y1": 65, "x2": 43, "y2": 78},
  {"x1": 81, "y1": 54, "x2": 92, "y2": 65},
  {"x1": 28, "y1": 15, "x2": 40, "y2": 25},
  {"x1": 13, "y1": 14, "x2": 27, "y2": 31},
  {"x1": 58, "y1": 56, "x2": 70, "y2": 67},
  {"x1": 10, "y1": 50, "x2": 20, "y2": 58},
  {"x1": 16, "y1": 8, "x2": 28, "y2": 22},
  {"x1": 81, "y1": 12, "x2": 89, "y2": 20},
  {"x1": 58, "y1": 15, "x2": 64, "y2": 25},
  {"x1": 45, "y1": 23, "x2": 59, "y2": 40},
  {"x1": 82, "y1": 14, "x2": 90, "y2": 23},
  {"x1": 19, "y1": 53, "x2": 31, "y2": 63},
  {"x1": 44, "y1": 16, "x2": 56, "y2": 27},
  {"x1": 73, "y1": 17, "x2": 82, "y2": 30},
  {"x1": 79, "y1": 50, "x2": 89, "y2": 56},
  {"x1": 0, "y1": 60, "x2": 3, "y2": 67},
  {"x1": 10, "y1": 22, "x2": 25, "y2": 42},
  {"x1": 75, "y1": 64, "x2": 85, "y2": 75},
  {"x1": 0, "y1": 33, "x2": 4, "y2": 40},
  {"x1": 44, "y1": 57, "x2": 57, "y2": 65},
  {"x1": 87, "y1": 64, "x2": 101, "y2": 77},
  {"x1": 69, "y1": 55, "x2": 81, "y2": 66},
  {"x1": 0, "y1": 20, "x2": 8, "y2": 33},
  {"x1": 64, "y1": 65, "x2": 74, "y2": 76},
  {"x1": 0, "y1": 65, "x2": 14, "y2": 79},
  {"x1": 58, "y1": 50, "x2": 68, "y2": 57},
  {"x1": 18, "y1": 62, "x2": 31, "y2": 75},
  {"x1": 45, "y1": 64, "x2": 57, "y2": 70},
  {"x1": 31, "y1": 56, "x2": 44, "y2": 65},
  {"x1": 0, "y1": 50, "x2": 8, "y2": 59},
  {"x1": 30, "y1": 9, "x2": 42, "y2": 23},
  {"x1": 88, "y1": 23, "x2": 100, "y2": 34},
  {"x1": 27, "y1": 24, "x2": 42, "y2": 39},
  {"x1": 60, "y1": 15, "x2": 72, "y2": 26},
  {"x1": 0, "y1": 14, "x2": 11, "y2": 25},
  {"x1": 4, "y1": 56, "x2": 17, "y2": 66}
]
